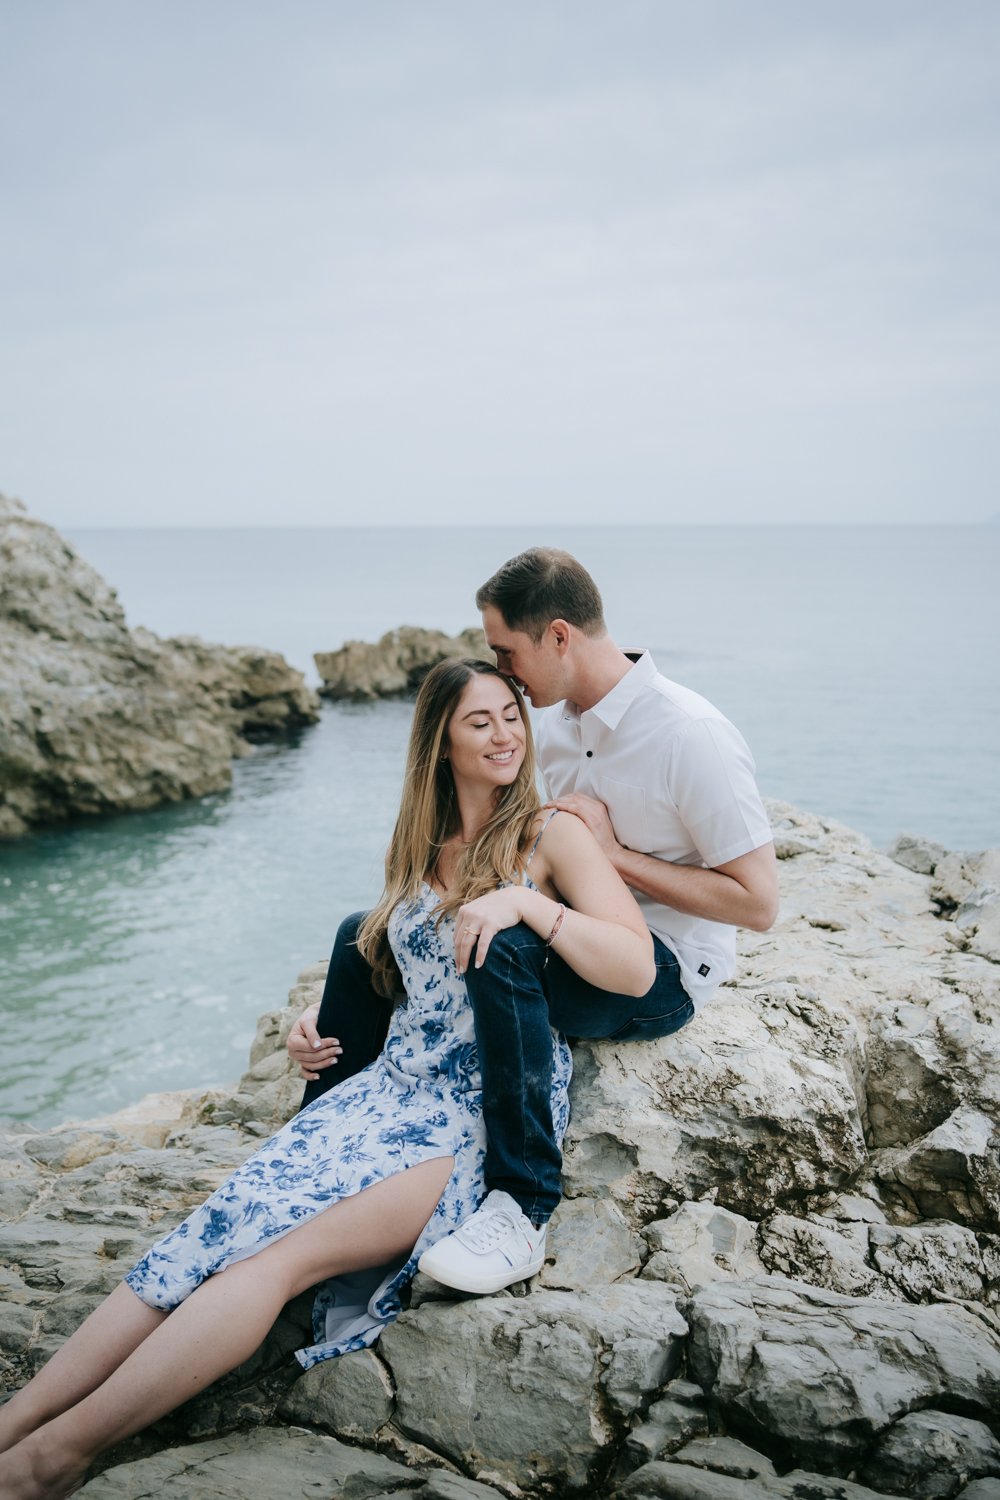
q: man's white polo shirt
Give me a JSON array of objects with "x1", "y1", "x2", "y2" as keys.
[{"x1": 536, "y1": 651, "x2": 773, "y2": 1012}]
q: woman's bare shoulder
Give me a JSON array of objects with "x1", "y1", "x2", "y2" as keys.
[{"x1": 532, "y1": 805, "x2": 601, "y2": 863}]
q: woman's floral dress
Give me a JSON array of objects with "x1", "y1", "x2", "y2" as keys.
[{"x1": 125, "y1": 871, "x2": 572, "y2": 1369}]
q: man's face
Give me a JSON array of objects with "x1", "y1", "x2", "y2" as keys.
[{"x1": 480, "y1": 606, "x2": 568, "y2": 708}]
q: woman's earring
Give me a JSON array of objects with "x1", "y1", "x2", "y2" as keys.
[{"x1": 439, "y1": 754, "x2": 448, "y2": 763}]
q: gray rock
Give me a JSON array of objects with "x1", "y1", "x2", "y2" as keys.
[
  {"x1": 865, "y1": 1002, "x2": 961, "y2": 1148},
  {"x1": 617, "y1": 1467, "x2": 752, "y2": 1500},
  {"x1": 672, "y1": 1435, "x2": 775, "y2": 1478},
  {"x1": 407, "y1": 1271, "x2": 466, "y2": 1308},
  {"x1": 380, "y1": 1282, "x2": 687, "y2": 1492},
  {"x1": 0, "y1": 1131, "x2": 42, "y2": 1169},
  {"x1": 0, "y1": 1302, "x2": 37, "y2": 1355},
  {"x1": 416, "y1": 1476, "x2": 501, "y2": 1500},
  {"x1": 930, "y1": 850, "x2": 1000, "y2": 961},
  {"x1": 280, "y1": 1347, "x2": 395, "y2": 1439},
  {"x1": 930, "y1": 850, "x2": 990, "y2": 910},
  {"x1": 0, "y1": 1219, "x2": 111, "y2": 1291},
  {"x1": 885, "y1": 834, "x2": 949, "y2": 876},
  {"x1": 539, "y1": 1197, "x2": 643, "y2": 1290},
  {"x1": 75, "y1": 1426, "x2": 420, "y2": 1497},
  {"x1": 616, "y1": 1457, "x2": 890, "y2": 1499},
  {"x1": 562, "y1": 985, "x2": 867, "y2": 1228},
  {"x1": 618, "y1": 1381, "x2": 710, "y2": 1474},
  {"x1": 758, "y1": 1213, "x2": 892, "y2": 1299},
  {"x1": 314, "y1": 626, "x2": 493, "y2": 701},
  {"x1": 684, "y1": 1275, "x2": 1000, "y2": 1473},
  {"x1": 956, "y1": 867, "x2": 1000, "y2": 962},
  {"x1": 859, "y1": 1409, "x2": 1000, "y2": 1498},
  {"x1": 22, "y1": 1128, "x2": 134, "y2": 1173},
  {"x1": 872, "y1": 1106, "x2": 1000, "y2": 1230},
  {"x1": 868, "y1": 1219, "x2": 992, "y2": 1302},
  {"x1": 0, "y1": 494, "x2": 319, "y2": 836},
  {"x1": 0, "y1": 1179, "x2": 42, "y2": 1219},
  {"x1": 865, "y1": 999, "x2": 1000, "y2": 1151},
  {"x1": 764, "y1": 800, "x2": 873, "y2": 862},
  {"x1": 963, "y1": 1485, "x2": 1000, "y2": 1500},
  {"x1": 640, "y1": 1203, "x2": 763, "y2": 1293}
]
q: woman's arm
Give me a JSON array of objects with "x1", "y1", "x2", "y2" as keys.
[{"x1": 455, "y1": 812, "x2": 656, "y2": 996}]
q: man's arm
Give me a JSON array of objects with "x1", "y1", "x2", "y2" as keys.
[{"x1": 544, "y1": 792, "x2": 779, "y2": 932}]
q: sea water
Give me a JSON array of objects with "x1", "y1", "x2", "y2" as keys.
[{"x1": 1, "y1": 525, "x2": 997, "y2": 1125}]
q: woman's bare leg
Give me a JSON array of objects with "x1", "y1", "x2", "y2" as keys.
[
  {"x1": 0, "y1": 1286, "x2": 165, "y2": 1455},
  {"x1": 0, "y1": 1155, "x2": 454, "y2": 1500}
]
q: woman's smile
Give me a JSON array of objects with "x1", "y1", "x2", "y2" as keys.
[{"x1": 444, "y1": 673, "x2": 527, "y2": 788}]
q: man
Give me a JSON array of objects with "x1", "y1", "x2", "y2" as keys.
[{"x1": 288, "y1": 548, "x2": 778, "y2": 1293}]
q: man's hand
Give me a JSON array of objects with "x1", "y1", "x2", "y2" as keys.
[
  {"x1": 543, "y1": 793, "x2": 622, "y2": 859},
  {"x1": 546, "y1": 794, "x2": 779, "y2": 932},
  {"x1": 286, "y1": 1003, "x2": 342, "y2": 1082}
]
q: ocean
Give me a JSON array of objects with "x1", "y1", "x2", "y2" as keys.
[{"x1": 1, "y1": 524, "x2": 997, "y2": 1126}]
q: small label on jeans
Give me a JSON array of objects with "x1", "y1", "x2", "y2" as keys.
[{"x1": 698, "y1": 963, "x2": 711, "y2": 976}]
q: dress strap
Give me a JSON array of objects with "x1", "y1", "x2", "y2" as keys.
[{"x1": 525, "y1": 809, "x2": 560, "y2": 869}]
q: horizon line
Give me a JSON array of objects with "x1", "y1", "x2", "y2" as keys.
[{"x1": 60, "y1": 518, "x2": 1000, "y2": 531}]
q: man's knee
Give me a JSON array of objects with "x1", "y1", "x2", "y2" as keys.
[
  {"x1": 466, "y1": 922, "x2": 545, "y2": 995},
  {"x1": 326, "y1": 911, "x2": 375, "y2": 991},
  {"x1": 335, "y1": 910, "x2": 368, "y2": 948}
]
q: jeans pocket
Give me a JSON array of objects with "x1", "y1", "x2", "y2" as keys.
[{"x1": 608, "y1": 1001, "x2": 694, "y2": 1043}]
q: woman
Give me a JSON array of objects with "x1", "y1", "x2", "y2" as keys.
[{"x1": 0, "y1": 659, "x2": 654, "y2": 1500}]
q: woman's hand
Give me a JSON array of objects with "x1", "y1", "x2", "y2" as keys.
[
  {"x1": 286, "y1": 1003, "x2": 343, "y2": 1081},
  {"x1": 454, "y1": 888, "x2": 527, "y2": 974}
]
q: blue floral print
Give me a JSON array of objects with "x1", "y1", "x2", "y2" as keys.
[{"x1": 125, "y1": 881, "x2": 572, "y2": 1368}]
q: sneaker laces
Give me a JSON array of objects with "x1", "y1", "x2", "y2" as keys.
[{"x1": 456, "y1": 1204, "x2": 521, "y2": 1253}]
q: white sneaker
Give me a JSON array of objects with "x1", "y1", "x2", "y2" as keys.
[{"x1": 417, "y1": 1190, "x2": 546, "y2": 1294}]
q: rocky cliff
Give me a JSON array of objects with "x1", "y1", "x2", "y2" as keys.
[
  {"x1": 3, "y1": 803, "x2": 1000, "y2": 1499},
  {"x1": 315, "y1": 627, "x2": 494, "y2": 700},
  {"x1": 0, "y1": 495, "x2": 320, "y2": 836}
]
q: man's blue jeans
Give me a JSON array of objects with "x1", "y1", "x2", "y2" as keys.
[{"x1": 300, "y1": 912, "x2": 694, "y2": 1223}]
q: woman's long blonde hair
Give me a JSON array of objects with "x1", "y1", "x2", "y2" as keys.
[{"x1": 357, "y1": 658, "x2": 541, "y2": 997}]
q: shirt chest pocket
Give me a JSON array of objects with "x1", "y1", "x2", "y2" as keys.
[{"x1": 600, "y1": 776, "x2": 653, "y2": 854}]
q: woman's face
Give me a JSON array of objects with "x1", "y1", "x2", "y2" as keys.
[{"x1": 445, "y1": 673, "x2": 526, "y2": 792}]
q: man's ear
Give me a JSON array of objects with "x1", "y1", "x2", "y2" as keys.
[{"x1": 548, "y1": 619, "x2": 572, "y2": 655}]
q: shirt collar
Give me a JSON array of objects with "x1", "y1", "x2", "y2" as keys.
[{"x1": 579, "y1": 650, "x2": 657, "y2": 731}]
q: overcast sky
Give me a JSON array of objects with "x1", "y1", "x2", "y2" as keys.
[{"x1": 2, "y1": 2, "x2": 998, "y2": 527}]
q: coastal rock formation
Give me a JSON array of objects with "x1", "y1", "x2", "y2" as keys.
[
  {"x1": 685, "y1": 1276, "x2": 1000, "y2": 1473},
  {"x1": 315, "y1": 626, "x2": 493, "y2": 700},
  {"x1": 4, "y1": 801, "x2": 1000, "y2": 1497},
  {"x1": 77, "y1": 1428, "x2": 438, "y2": 1499},
  {"x1": 859, "y1": 1410, "x2": 1000, "y2": 1498},
  {"x1": 379, "y1": 1283, "x2": 687, "y2": 1493},
  {"x1": 0, "y1": 494, "x2": 319, "y2": 837}
]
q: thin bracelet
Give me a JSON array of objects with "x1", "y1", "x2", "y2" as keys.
[{"x1": 543, "y1": 903, "x2": 566, "y2": 967}]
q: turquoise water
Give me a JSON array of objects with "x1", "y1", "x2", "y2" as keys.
[
  {"x1": 0, "y1": 705, "x2": 413, "y2": 1125},
  {"x1": 2, "y1": 524, "x2": 998, "y2": 1125}
]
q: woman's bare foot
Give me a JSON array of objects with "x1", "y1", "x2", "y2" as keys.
[{"x1": 0, "y1": 1433, "x2": 89, "y2": 1500}]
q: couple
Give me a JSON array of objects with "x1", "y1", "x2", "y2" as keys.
[{"x1": 0, "y1": 548, "x2": 777, "y2": 1499}]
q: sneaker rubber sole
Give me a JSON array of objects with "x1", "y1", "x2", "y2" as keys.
[{"x1": 417, "y1": 1247, "x2": 546, "y2": 1295}]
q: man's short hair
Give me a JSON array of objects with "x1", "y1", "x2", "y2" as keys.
[{"x1": 476, "y1": 548, "x2": 606, "y2": 643}]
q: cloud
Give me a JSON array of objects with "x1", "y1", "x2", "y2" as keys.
[{"x1": 1, "y1": 0, "x2": 997, "y2": 524}]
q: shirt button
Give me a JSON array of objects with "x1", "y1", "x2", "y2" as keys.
[{"x1": 586, "y1": 750, "x2": 593, "y2": 757}]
